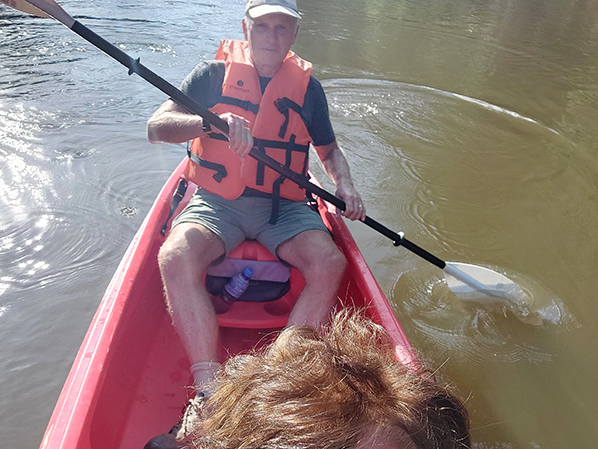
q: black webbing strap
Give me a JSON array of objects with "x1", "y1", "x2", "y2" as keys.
[
  {"x1": 205, "y1": 132, "x2": 228, "y2": 142},
  {"x1": 269, "y1": 135, "x2": 297, "y2": 224},
  {"x1": 187, "y1": 148, "x2": 227, "y2": 182},
  {"x1": 252, "y1": 137, "x2": 310, "y2": 188},
  {"x1": 160, "y1": 178, "x2": 189, "y2": 236},
  {"x1": 252, "y1": 138, "x2": 310, "y2": 155},
  {"x1": 219, "y1": 96, "x2": 260, "y2": 115},
  {"x1": 305, "y1": 182, "x2": 320, "y2": 213},
  {"x1": 255, "y1": 142, "x2": 266, "y2": 186},
  {"x1": 274, "y1": 97, "x2": 303, "y2": 139},
  {"x1": 269, "y1": 181, "x2": 282, "y2": 224}
]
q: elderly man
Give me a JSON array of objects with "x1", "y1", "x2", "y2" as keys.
[{"x1": 145, "y1": 1, "x2": 365, "y2": 446}]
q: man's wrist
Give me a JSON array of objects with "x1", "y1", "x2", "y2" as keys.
[{"x1": 335, "y1": 177, "x2": 355, "y2": 190}]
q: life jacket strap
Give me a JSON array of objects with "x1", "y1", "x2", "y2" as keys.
[
  {"x1": 187, "y1": 148, "x2": 228, "y2": 182},
  {"x1": 252, "y1": 138, "x2": 310, "y2": 153},
  {"x1": 274, "y1": 97, "x2": 303, "y2": 139},
  {"x1": 253, "y1": 137, "x2": 310, "y2": 188},
  {"x1": 160, "y1": 177, "x2": 189, "y2": 236},
  {"x1": 206, "y1": 132, "x2": 228, "y2": 141},
  {"x1": 305, "y1": 181, "x2": 320, "y2": 213},
  {"x1": 220, "y1": 96, "x2": 260, "y2": 115},
  {"x1": 269, "y1": 134, "x2": 297, "y2": 225},
  {"x1": 270, "y1": 181, "x2": 282, "y2": 225}
]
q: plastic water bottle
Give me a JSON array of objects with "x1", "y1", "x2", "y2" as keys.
[{"x1": 213, "y1": 267, "x2": 254, "y2": 314}]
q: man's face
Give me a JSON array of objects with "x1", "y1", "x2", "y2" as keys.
[{"x1": 243, "y1": 13, "x2": 299, "y2": 74}]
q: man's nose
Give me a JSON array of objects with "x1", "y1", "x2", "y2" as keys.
[{"x1": 264, "y1": 27, "x2": 276, "y2": 42}]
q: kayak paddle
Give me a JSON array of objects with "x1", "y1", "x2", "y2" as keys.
[{"x1": 2, "y1": 0, "x2": 527, "y2": 304}]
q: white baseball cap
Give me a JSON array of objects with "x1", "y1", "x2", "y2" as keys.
[{"x1": 245, "y1": 0, "x2": 301, "y2": 19}]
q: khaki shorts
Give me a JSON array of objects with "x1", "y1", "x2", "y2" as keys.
[{"x1": 172, "y1": 189, "x2": 330, "y2": 257}]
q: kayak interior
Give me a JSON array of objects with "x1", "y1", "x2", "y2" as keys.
[{"x1": 40, "y1": 158, "x2": 413, "y2": 449}]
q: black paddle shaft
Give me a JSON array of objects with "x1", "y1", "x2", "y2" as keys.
[
  {"x1": 70, "y1": 20, "x2": 447, "y2": 271},
  {"x1": 248, "y1": 151, "x2": 447, "y2": 269},
  {"x1": 71, "y1": 21, "x2": 228, "y2": 131}
]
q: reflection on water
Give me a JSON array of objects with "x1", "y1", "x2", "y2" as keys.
[
  {"x1": 0, "y1": 2, "x2": 242, "y2": 447},
  {"x1": 0, "y1": 104, "x2": 55, "y2": 298}
]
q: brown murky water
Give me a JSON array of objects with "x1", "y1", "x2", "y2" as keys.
[{"x1": 1, "y1": 0, "x2": 597, "y2": 447}]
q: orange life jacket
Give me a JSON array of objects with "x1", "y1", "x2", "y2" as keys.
[{"x1": 184, "y1": 39, "x2": 313, "y2": 210}]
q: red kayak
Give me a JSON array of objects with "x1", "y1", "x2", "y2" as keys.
[{"x1": 39, "y1": 157, "x2": 414, "y2": 449}]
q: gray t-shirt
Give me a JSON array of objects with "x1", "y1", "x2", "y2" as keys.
[{"x1": 180, "y1": 60, "x2": 336, "y2": 147}]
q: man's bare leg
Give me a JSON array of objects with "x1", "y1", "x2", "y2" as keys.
[
  {"x1": 158, "y1": 222, "x2": 225, "y2": 386},
  {"x1": 277, "y1": 230, "x2": 347, "y2": 327}
]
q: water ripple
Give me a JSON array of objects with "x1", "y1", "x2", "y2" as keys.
[
  {"x1": 397, "y1": 272, "x2": 527, "y2": 365},
  {"x1": 392, "y1": 264, "x2": 576, "y2": 365},
  {"x1": 323, "y1": 77, "x2": 578, "y2": 262},
  {"x1": 322, "y1": 78, "x2": 580, "y2": 372}
]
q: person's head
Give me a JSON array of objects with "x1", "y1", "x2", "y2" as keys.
[
  {"x1": 242, "y1": 0, "x2": 301, "y2": 77},
  {"x1": 189, "y1": 310, "x2": 471, "y2": 449}
]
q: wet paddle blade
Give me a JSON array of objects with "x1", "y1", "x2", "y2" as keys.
[
  {"x1": 443, "y1": 262, "x2": 526, "y2": 303},
  {"x1": 1, "y1": 0, "x2": 74, "y2": 27},
  {"x1": 1, "y1": 0, "x2": 49, "y2": 17}
]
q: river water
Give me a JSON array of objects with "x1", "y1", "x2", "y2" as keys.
[{"x1": 1, "y1": 0, "x2": 597, "y2": 447}]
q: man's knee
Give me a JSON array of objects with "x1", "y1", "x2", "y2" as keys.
[
  {"x1": 305, "y1": 243, "x2": 347, "y2": 283},
  {"x1": 157, "y1": 235, "x2": 186, "y2": 274},
  {"x1": 324, "y1": 246, "x2": 347, "y2": 276},
  {"x1": 158, "y1": 225, "x2": 224, "y2": 278},
  {"x1": 279, "y1": 231, "x2": 347, "y2": 280}
]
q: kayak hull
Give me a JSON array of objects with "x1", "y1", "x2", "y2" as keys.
[{"x1": 40, "y1": 157, "x2": 413, "y2": 449}]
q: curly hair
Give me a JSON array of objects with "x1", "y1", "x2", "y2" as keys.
[{"x1": 187, "y1": 310, "x2": 470, "y2": 449}]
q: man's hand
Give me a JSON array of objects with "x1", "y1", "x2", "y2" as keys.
[
  {"x1": 314, "y1": 140, "x2": 366, "y2": 222},
  {"x1": 336, "y1": 182, "x2": 366, "y2": 221},
  {"x1": 219, "y1": 112, "x2": 254, "y2": 160}
]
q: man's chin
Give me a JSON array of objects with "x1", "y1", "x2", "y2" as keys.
[{"x1": 255, "y1": 54, "x2": 285, "y2": 68}]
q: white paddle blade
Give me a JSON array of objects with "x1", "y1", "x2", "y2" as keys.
[
  {"x1": 1, "y1": 0, "x2": 49, "y2": 17},
  {"x1": 443, "y1": 262, "x2": 526, "y2": 303}
]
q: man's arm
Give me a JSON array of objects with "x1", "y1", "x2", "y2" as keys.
[
  {"x1": 147, "y1": 100, "x2": 208, "y2": 144},
  {"x1": 147, "y1": 100, "x2": 254, "y2": 158},
  {"x1": 313, "y1": 140, "x2": 366, "y2": 221}
]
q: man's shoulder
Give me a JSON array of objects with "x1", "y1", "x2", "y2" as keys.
[
  {"x1": 183, "y1": 60, "x2": 225, "y2": 89},
  {"x1": 188, "y1": 59, "x2": 225, "y2": 80},
  {"x1": 308, "y1": 74, "x2": 322, "y2": 87},
  {"x1": 181, "y1": 60, "x2": 225, "y2": 106},
  {"x1": 305, "y1": 75, "x2": 328, "y2": 107},
  {"x1": 306, "y1": 75, "x2": 326, "y2": 97}
]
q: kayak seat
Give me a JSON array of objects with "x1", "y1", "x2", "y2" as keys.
[{"x1": 206, "y1": 240, "x2": 303, "y2": 329}]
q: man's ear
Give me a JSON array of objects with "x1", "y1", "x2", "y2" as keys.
[{"x1": 242, "y1": 18, "x2": 249, "y2": 40}]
